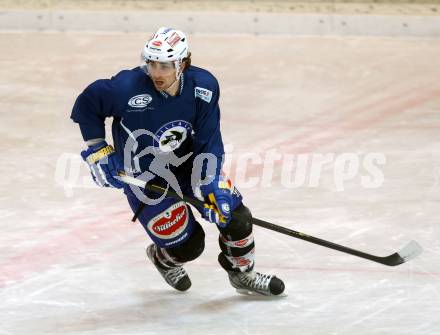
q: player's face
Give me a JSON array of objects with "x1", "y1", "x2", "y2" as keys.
[{"x1": 147, "y1": 61, "x2": 177, "y2": 91}]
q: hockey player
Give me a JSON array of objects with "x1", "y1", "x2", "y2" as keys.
[{"x1": 71, "y1": 27, "x2": 285, "y2": 296}]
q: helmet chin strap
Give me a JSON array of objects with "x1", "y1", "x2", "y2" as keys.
[
  {"x1": 162, "y1": 61, "x2": 183, "y2": 96},
  {"x1": 162, "y1": 74, "x2": 181, "y2": 95}
]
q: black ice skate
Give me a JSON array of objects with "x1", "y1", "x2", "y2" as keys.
[
  {"x1": 146, "y1": 244, "x2": 191, "y2": 292},
  {"x1": 218, "y1": 253, "x2": 285, "y2": 296}
]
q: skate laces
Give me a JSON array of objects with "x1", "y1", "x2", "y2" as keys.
[
  {"x1": 164, "y1": 266, "x2": 187, "y2": 285},
  {"x1": 147, "y1": 245, "x2": 187, "y2": 285},
  {"x1": 238, "y1": 271, "x2": 273, "y2": 291}
]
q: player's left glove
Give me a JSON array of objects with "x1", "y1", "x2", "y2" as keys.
[
  {"x1": 200, "y1": 175, "x2": 233, "y2": 228},
  {"x1": 81, "y1": 141, "x2": 124, "y2": 189}
]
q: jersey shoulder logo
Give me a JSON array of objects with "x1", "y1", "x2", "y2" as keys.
[
  {"x1": 128, "y1": 94, "x2": 153, "y2": 108},
  {"x1": 194, "y1": 86, "x2": 213, "y2": 103},
  {"x1": 153, "y1": 120, "x2": 193, "y2": 152}
]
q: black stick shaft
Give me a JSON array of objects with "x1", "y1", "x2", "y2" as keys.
[
  {"x1": 119, "y1": 175, "x2": 418, "y2": 266},
  {"x1": 251, "y1": 217, "x2": 383, "y2": 263},
  {"x1": 139, "y1": 182, "x2": 383, "y2": 262}
]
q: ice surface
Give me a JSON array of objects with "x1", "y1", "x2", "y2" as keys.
[{"x1": 1, "y1": 32, "x2": 439, "y2": 335}]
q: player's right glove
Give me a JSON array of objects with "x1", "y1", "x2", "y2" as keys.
[
  {"x1": 81, "y1": 141, "x2": 124, "y2": 189},
  {"x1": 200, "y1": 175, "x2": 233, "y2": 228}
]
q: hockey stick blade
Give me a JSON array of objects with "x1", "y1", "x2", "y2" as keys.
[
  {"x1": 251, "y1": 217, "x2": 423, "y2": 267},
  {"x1": 376, "y1": 240, "x2": 423, "y2": 266}
]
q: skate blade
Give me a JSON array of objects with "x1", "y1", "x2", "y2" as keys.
[{"x1": 235, "y1": 288, "x2": 288, "y2": 298}]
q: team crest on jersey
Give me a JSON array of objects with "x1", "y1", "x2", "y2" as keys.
[
  {"x1": 128, "y1": 94, "x2": 153, "y2": 108},
  {"x1": 148, "y1": 202, "x2": 189, "y2": 239},
  {"x1": 195, "y1": 87, "x2": 213, "y2": 103},
  {"x1": 153, "y1": 120, "x2": 193, "y2": 152}
]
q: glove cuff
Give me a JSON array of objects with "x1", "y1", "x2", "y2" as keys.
[{"x1": 86, "y1": 144, "x2": 115, "y2": 164}]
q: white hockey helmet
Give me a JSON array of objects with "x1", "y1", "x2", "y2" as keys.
[{"x1": 141, "y1": 27, "x2": 189, "y2": 63}]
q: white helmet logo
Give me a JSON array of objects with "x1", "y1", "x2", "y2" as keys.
[
  {"x1": 128, "y1": 94, "x2": 152, "y2": 108},
  {"x1": 167, "y1": 32, "x2": 182, "y2": 47}
]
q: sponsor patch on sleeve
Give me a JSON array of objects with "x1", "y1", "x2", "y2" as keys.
[{"x1": 194, "y1": 87, "x2": 213, "y2": 103}]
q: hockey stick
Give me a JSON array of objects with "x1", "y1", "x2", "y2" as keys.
[{"x1": 118, "y1": 174, "x2": 422, "y2": 267}]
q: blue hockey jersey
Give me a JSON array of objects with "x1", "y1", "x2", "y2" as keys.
[{"x1": 71, "y1": 66, "x2": 225, "y2": 181}]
